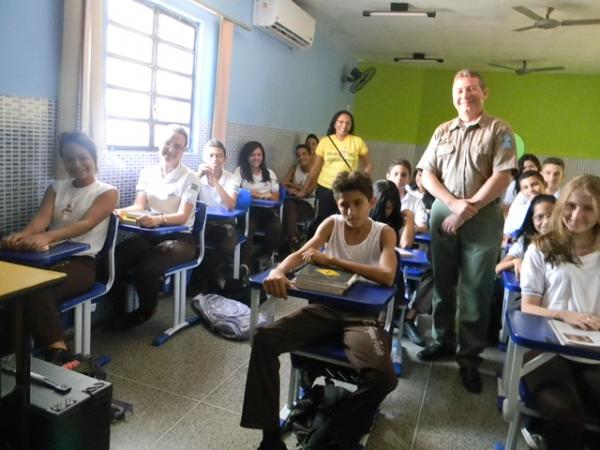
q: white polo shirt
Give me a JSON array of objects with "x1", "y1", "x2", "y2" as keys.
[
  {"x1": 199, "y1": 169, "x2": 239, "y2": 208},
  {"x1": 504, "y1": 192, "x2": 530, "y2": 236},
  {"x1": 401, "y1": 191, "x2": 428, "y2": 228},
  {"x1": 232, "y1": 167, "x2": 279, "y2": 196}
]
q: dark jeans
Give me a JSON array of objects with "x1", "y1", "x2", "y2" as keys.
[
  {"x1": 240, "y1": 303, "x2": 398, "y2": 448},
  {"x1": 307, "y1": 185, "x2": 337, "y2": 238},
  {"x1": 525, "y1": 356, "x2": 600, "y2": 450},
  {"x1": 112, "y1": 233, "x2": 197, "y2": 314},
  {"x1": 242, "y1": 207, "x2": 282, "y2": 267},
  {"x1": 26, "y1": 256, "x2": 96, "y2": 347},
  {"x1": 282, "y1": 198, "x2": 314, "y2": 239},
  {"x1": 197, "y1": 220, "x2": 237, "y2": 280}
]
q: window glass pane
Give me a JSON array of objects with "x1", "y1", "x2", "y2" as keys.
[
  {"x1": 106, "y1": 119, "x2": 149, "y2": 147},
  {"x1": 106, "y1": 89, "x2": 151, "y2": 119},
  {"x1": 155, "y1": 97, "x2": 191, "y2": 123},
  {"x1": 156, "y1": 71, "x2": 192, "y2": 99},
  {"x1": 108, "y1": 0, "x2": 153, "y2": 34},
  {"x1": 107, "y1": 24, "x2": 153, "y2": 63},
  {"x1": 158, "y1": 14, "x2": 195, "y2": 49},
  {"x1": 157, "y1": 43, "x2": 193, "y2": 75},
  {"x1": 106, "y1": 57, "x2": 151, "y2": 91}
]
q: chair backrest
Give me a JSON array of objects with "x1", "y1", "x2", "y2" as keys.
[
  {"x1": 236, "y1": 188, "x2": 252, "y2": 211},
  {"x1": 192, "y1": 201, "x2": 208, "y2": 264},
  {"x1": 99, "y1": 213, "x2": 119, "y2": 291},
  {"x1": 278, "y1": 183, "x2": 286, "y2": 217}
]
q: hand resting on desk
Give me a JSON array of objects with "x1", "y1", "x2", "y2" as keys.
[
  {"x1": 263, "y1": 268, "x2": 295, "y2": 300},
  {"x1": 1, "y1": 231, "x2": 59, "y2": 252}
]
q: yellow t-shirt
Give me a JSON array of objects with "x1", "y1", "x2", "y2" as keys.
[{"x1": 315, "y1": 135, "x2": 369, "y2": 189}]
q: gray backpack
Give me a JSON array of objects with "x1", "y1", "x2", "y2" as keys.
[{"x1": 191, "y1": 293, "x2": 266, "y2": 340}]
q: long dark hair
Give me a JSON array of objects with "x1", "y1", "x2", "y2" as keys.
[
  {"x1": 238, "y1": 141, "x2": 271, "y2": 184},
  {"x1": 370, "y1": 180, "x2": 403, "y2": 242},
  {"x1": 326, "y1": 110, "x2": 355, "y2": 135},
  {"x1": 514, "y1": 194, "x2": 556, "y2": 249}
]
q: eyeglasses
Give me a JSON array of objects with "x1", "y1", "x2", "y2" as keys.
[
  {"x1": 165, "y1": 140, "x2": 185, "y2": 151},
  {"x1": 533, "y1": 213, "x2": 551, "y2": 222}
]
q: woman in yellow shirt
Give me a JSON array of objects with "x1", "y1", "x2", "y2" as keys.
[{"x1": 297, "y1": 110, "x2": 372, "y2": 236}]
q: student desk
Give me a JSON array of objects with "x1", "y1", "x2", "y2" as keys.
[
  {"x1": 499, "y1": 271, "x2": 521, "y2": 345},
  {"x1": 118, "y1": 222, "x2": 188, "y2": 236},
  {"x1": 206, "y1": 205, "x2": 246, "y2": 220},
  {"x1": 0, "y1": 261, "x2": 66, "y2": 450},
  {"x1": 498, "y1": 310, "x2": 600, "y2": 450},
  {"x1": 0, "y1": 241, "x2": 90, "y2": 268},
  {"x1": 414, "y1": 232, "x2": 431, "y2": 244},
  {"x1": 248, "y1": 270, "x2": 402, "y2": 373}
]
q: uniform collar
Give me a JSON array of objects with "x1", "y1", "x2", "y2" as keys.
[{"x1": 450, "y1": 112, "x2": 491, "y2": 131}]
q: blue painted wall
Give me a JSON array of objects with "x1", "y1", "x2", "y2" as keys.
[{"x1": 0, "y1": 0, "x2": 63, "y2": 98}]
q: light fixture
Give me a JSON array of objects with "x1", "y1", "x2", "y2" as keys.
[
  {"x1": 394, "y1": 53, "x2": 444, "y2": 63},
  {"x1": 363, "y1": 3, "x2": 436, "y2": 18}
]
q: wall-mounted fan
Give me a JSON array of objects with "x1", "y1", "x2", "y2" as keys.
[
  {"x1": 342, "y1": 67, "x2": 376, "y2": 93},
  {"x1": 489, "y1": 60, "x2": 565, "y2": 75},
  {"x1": 512, "y1": 6, "x2": 600, "y2": 31}
]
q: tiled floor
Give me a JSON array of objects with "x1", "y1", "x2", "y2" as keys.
[{"x1": 92, "y1": 296, "x2": 528, "y2": 450}]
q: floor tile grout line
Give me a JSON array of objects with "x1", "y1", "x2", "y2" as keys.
[
  {"x1": 106, "y1": 371, "x2": 204, "y2": 402},
  {"x1": 410, "y1": 362, "x2": 433, "y2": 450}
]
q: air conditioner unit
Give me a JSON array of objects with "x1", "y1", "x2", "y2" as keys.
[{"x1": 253, "y1": 0, "x2": 315, "y2": 49}]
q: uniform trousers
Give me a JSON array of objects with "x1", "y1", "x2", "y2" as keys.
[
  {"x1": 282, "y1": 198, "x2": 314, "y2": 239},
  {"x1": 197, "y1": 220, "x2": 237, "y2": 280},
  {"x1": 242, "y1": 207, "x2": 282, "y2": 267},
  {"x1": 112, "y1": 233, "x2": 196, "y2": 314},
  {"x1": 307, "y1": 185, "x2": 337, "y2": 238},
  {"x1": 429, "y1": 199, "x2": 502, "y2": 368},
  {"x1": 27, "y1": 256, "x2": 96, "y2": 347},
  {"x1": 525, "y1": 356, "x2": 600, "y2": 450},
  {"x1": 240, "y1": 303, "x2": 398, "y2": 447}
]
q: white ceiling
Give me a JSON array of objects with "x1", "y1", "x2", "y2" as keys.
[{"x1": 295, "y1": 0, "x2": 600, "y2": 74}]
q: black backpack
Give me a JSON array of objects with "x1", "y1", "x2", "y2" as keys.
[{"x1": 283, "y1": 380, "x2": 351, "y2": 449}]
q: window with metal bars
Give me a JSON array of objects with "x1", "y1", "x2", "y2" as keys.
[{"x1": 105, "y1": 0, "x2": 199, "y2": 151}]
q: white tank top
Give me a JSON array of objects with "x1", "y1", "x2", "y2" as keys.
[
  {"x1": 324, "y1": 215, "x2": 384, "y2": 267},
  {"x1": 50, "y1": 179, "x2": 117, "y2": 257}
]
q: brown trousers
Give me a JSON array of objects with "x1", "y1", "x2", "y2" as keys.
[{"x1": 240, "y1": 303, "x2": 398, "y2": 447}]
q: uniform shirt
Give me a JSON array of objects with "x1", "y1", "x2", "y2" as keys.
[
  {"x1": 503, "y1": 192, "x2": 530, "y2": 236},
  {"x1": 316, "y1": 135, "x2": 368, "y2": 189},
  {"x1": 291, "y1": 165, "x2": 315, "y2": 207},
  {"x1": 199, "y1": 168, "x2": 239, "y2": 208},
  {"x1": 232, "y1": 167, "x2": 279, "y2": 196},
  {"x1": 502, "y1": 179, "x2": 518, "y2": 207},
  {"x1": 417, "y1": 112, "x2": 517, "y2": 199},
  {"x1": 507, "y1": 236, "x2": 526, "y2": 259},
  {"x1": 50, "y1": 179, "x2": 117, "y2": 257},
  {"x1": 136, "y1": 162, "x2": 201, "y2": 230},
  {"x1": 401, "y1": 191, "x2": 428, "y2": 228}
]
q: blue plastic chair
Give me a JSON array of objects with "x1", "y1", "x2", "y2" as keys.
[
  {"x1": 152, "y1": 202, "x2": 207, "y2": 346},
  {"x1": 59, "y1": 213, "x2": 118, "y2": 356}
]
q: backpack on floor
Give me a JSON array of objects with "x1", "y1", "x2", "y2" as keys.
[
  {"x1": 283, "y1": 380, "x2": 352, "y2": 450},
  {"x1": 191, "y1": 293, "x2": 267, "y2": 341}
]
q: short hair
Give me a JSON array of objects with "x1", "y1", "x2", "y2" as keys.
[
  {"x1": 332, "y1": 170, "x2": 373, "y2": 200},
  {"x1": 517, "y1": 170, "x2": 545, "y2": 187},
  {"x1": 58, "y1": 132, "x2": 98, "y2": 167},
  {"x1": 327, "y1": 110, "x2": 355, "y2": 136},
  {"x1": 386, "y1": 158, "x2": 412, "y2": 176},
  {"x1": 305, "y1": 134, "x2": 319, "y2": 144},
  {"x1": 542, "y1": 157, "x2": 565, "y2": 170},
  {"x1": 295, "y1": 144, "x2": 309, "y2": 155},
  {"x1": 203, "y1": 139, "x2": 226, "y2": 159},
  {"x1": 453, "y1": 69, "x2": 486, "y2": 90},
  {"x1": 169, "y1": 126, "x2": 189, "y2": 148}
]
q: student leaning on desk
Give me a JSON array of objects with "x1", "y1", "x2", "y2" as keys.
[
  {"x1": 110, "y1": 126, "x2": 201, "y2": 330},
  {"x1": 1, "y1": 132, "x2": 117, "y2": 368},
  {"x1": 240, "y1": 170, "x2": 398, "y2": 450},
  {"x1": 519, "y1": 175, "x2": 600, "y2": 450}
]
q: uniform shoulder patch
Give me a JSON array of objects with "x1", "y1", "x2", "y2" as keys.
[{"x1": 501, "y1": 133, "x2": 514, "y2": 150}]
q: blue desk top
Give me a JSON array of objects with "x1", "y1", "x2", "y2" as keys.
[
  {"x1": 502, "y1": 270, "x2": 521, "y2": 293},
  {"x1": 507, "y1": 310, "x2": 600, "y2": 360},
  {"x1": 206, "y1": 206, "x2": 245, "y2": 220},
  {"x1": 400, "y1": 249, "x2": 429, "y2": 267},
  {"x1": 415, "y1": 233, "x2": 431, "y2": 244},
  {"x1": 250, "y1": 198, "x2": 282, "y2": 208},
  {"x1": 0, "y1": 241, "x2": 90, "y2": 268},
  {"x1": 249, "y1": 269, "x2": 396, "y2": 312},
  {"x1": 118, "y1": 222, "x2": 188, "y2": 236}
]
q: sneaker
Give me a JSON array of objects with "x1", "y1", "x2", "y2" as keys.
[{"x1": 403, "y1": 320, "x2": 425, "y2": 347}]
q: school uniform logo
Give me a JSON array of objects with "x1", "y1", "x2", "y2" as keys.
[{"x1": 501, "y1": 133, "x2": 514, "y2": 150}]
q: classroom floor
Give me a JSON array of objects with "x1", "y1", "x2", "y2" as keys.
[{"x1": 92, "y1": 294, "x2": 529, "y2": 450}]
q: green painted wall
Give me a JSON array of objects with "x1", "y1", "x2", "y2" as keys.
[{"x1": 354, "y1": 63, "x2": 600, "y2": 159}]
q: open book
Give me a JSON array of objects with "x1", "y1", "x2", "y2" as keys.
[
  {"x1": 294, "y1": 264, "x2": 358, "y2": 295},
  {"x1": 550, "y1": 319, "x2": 600, "y2": 348}
]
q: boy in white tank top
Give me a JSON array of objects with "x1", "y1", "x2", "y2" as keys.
[{"x1": 241, "y1": 171, "x2": 398, "y2": 450}]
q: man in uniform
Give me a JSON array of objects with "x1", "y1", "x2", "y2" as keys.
[{"x1": 416, "y1": 69, "x2": 516, "y2": 393}]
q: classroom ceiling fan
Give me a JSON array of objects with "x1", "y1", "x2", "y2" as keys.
[
  {"x1": 489, "y1": 60, "x2": 565, "y2": 75},
  {"x1": 342, "y1": 67, "x2": 376, "y2": 93},
  {"x1": 512, "y1": 6, "x2": 600, "y2": 31}
]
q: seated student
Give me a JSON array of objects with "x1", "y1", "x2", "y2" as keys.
[
  {"x1": 233, "y1": 141, "x2": 282, "y2": 271},
  {"x1": 541, "y1": 156, "x2": 566, "y2": 198},
  {"x1": 496, "y1": 194, "x2": 555, "y2": 279},
  {"x1": 503, "y1": 170, "x2": 546, "y2": 241},
  {"x1": 281, "y1": 144, "x2": 315, "y2": 252},
  {"x1": 386, "y1": 159, "x2": 429, "y2": 234},
  {"x1": 502, "y1": 153, "x2": 541, "y2": 212},
  {"x1": 240, "y1": 171, "x2": 398, "y2": 450},
  {"x1": 520, "y1": 175, "x2": 600, "y2": 450},
  {"x1": 111, "y1": 127, "x2": 201, "y2": 328},
  {"x1": 196, "y1": 139, "x2": 240, "y2": 286},
  {"x1": 408, "y1": 168, "x2": 435, "y2": 211},
  {"x1": 1, "y1": 132, "x2": 117, "y2": 366},
  {"x1": 370, "y1": 179, "x2": 414, "y2": 249}
]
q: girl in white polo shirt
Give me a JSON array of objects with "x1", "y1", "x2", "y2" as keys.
[
  {"x1": 520, "y1": 175, "x2": 600, "y2": 450},
  {"x1": 113, "y1": 127, "x2": 201, "y2": 329}
]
